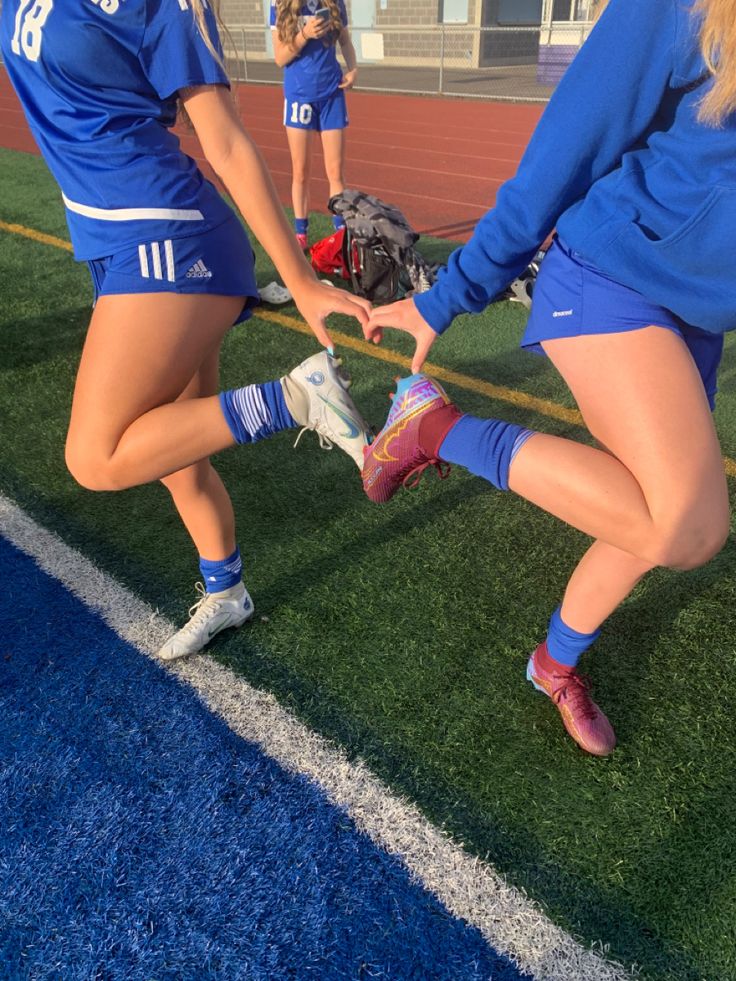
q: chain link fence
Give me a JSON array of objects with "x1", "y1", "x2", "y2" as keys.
[{"x1": 222, "y1": 22, "x2": 591, "y2": 103}]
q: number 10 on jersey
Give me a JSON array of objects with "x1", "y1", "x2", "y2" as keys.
[{"x1": 285, "y1": 100, "x2": 314, "y2": 127}]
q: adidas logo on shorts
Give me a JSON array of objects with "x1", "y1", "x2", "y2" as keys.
[{"x1": 186, "y1": 259, "x2": 213, "y2": 279}]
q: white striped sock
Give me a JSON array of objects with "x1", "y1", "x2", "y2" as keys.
[{"x1": 232, "y1": 385, "x2": 272, "y2": 440}]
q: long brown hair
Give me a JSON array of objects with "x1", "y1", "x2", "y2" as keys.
[
  {"x1": 275, "y1": 0, "x2": 343, "y2": 45},
  {"x1": 190, "y1": 0, "x2": 228, "y2": 74},
  {"x1": 594, "y1": 0, "x2": 736, "y2": 125},
  {"x1": 178, "y1": 0, "x2": 235, "y2": 124}
]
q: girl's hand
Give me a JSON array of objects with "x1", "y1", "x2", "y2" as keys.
[
  {"x1": 364, "y1": 298, "x2": 437, "y2": 373},
  {"x1": 293, "y1": 278, "x2": 372, "y2": 350},
  {"x1": 339, "y1": 68, "x2": 357, "y2": 90},
  {"x1": 302, "y1": 16, "x2": 331, "y2": 40}
]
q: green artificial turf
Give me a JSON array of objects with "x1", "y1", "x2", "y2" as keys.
[{"x1": 2, "y1": 146, "x2": 736, "y2": 981}]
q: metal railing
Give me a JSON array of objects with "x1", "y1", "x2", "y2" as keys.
[{"x1": 222, "y1": 22, "x2": 591, "y2": 103}]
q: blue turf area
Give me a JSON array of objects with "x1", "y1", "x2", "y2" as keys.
[{"x1": 0, "y1": 536, "x2": 530, "y2": 981}]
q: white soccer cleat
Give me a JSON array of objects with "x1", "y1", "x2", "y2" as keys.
[
  {"x1": 157, "y1": 581, "x2": 254, "y2": 661},
  {"x1": 280, "y1": 350, "x2": 371, "y2": 469}
]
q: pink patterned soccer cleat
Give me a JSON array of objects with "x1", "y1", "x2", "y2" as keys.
[
  {"x1": 526, "y1": 642, "x2": 616, "y2": 756},
  {"x1": 361, "y1": 374, "x2": 461, "y2": 503},
  {"x1": 296, "y1": 232, "x2": 308, "y2": 250}
]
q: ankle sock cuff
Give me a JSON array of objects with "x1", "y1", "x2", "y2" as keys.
[
  {"x1": 545, "y1": 606, "x2": 601, "y2": 668},
  {"x1": 200, "y1": 546, "x2": 242, "y2": 593},
  {"x1": 418, "y1": 404, "x2": 463, "y2": 459}
]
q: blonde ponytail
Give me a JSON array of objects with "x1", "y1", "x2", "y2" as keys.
[{"x1": 695, "y1": 0, "x2": 736, "y2": 125}]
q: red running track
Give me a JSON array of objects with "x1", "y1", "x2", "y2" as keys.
[{"x1": 0, "y1": 69, "x2": 542, "y2": 242}]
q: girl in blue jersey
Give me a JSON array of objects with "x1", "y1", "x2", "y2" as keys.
[
  {"x1": 270, "y1": 0, "x2": 357, "y2": 248},
  {"x1": 363, "y1": 0, "x2": 734, "y2": 756},
  {"x1": 2, "y1": 0, "x2": 372, "y2": 659}
]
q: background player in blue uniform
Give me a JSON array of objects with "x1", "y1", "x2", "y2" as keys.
[
  {"x1": 2, "y1": 0, "x2": 371, "y2": 659},
  {"x1": 270, "y1": 0, "x2": 357, "y2": 248},
  {"x1": 363, "y1": 0, "x2": 734, "y2": 756}
]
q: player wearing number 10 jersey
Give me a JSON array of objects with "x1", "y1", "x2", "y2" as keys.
[
  {"x1": 270, "y1": 0, "x2": 357, "y2": 248},
  {"x1": 2, "y1": 0, "x2": 371, "y2": 658}
]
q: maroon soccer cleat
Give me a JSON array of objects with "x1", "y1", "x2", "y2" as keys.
[
  {"x1": 526, "y1": 642, "x2": 616, "y2": 756},
  {"x1": 361, "y1": 374, "x2": 462, "y2": 503}
]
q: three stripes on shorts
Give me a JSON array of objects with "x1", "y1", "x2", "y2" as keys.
[
  {"x1": 138, "y1": 240, "x2": 175, "y2": 282},
  {"x1": 137, "y1": 240, "x2": 212, "y2": 282}
]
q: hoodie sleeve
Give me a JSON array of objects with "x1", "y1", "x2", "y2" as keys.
[{"x1": 415, "y1": 0, "x2": 678, "y2": 334}]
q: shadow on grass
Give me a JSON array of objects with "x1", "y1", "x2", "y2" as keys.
[{"x1": 2, "y1": 307, "x2": 89, "y2": 370}]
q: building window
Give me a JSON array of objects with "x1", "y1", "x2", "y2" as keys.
[
  {"x1": 440, "y1": 0, "x2": 469, "y2": 24},
  {"x1": 497, "y1": 0, "x2": 543, "y2": 24},
  {"x1": 551, "y1": 0, "x2": 590, "y2": 19}
]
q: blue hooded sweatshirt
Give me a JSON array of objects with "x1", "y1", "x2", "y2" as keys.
[{"x1": 416, "y1": 0, "x2": 736, "y2": 335}]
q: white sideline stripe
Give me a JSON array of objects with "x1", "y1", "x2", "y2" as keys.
[
  {"x1": 0, "y1": 494, "x2": 631, "y2": 981},
  {"x1": 138, "y1": 244, "x2": 149, "y2": 279},
  {"x1": 164, "y1": 239, "x2": 175, "y2": 282},
  {"x1": 62, "y1": 194, "x2": 203, "y2": 222}
]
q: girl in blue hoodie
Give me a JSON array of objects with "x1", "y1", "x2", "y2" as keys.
[{"x1": 363, "y1": 0, "x2": 733, "y2": 756}]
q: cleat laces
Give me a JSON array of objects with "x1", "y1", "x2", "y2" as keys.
[
  {"x1": 179, "y1": 582, "x2": 223, "y2": 635},
  {"x1": 550, "y1": 670, "x2": 598, "y2": 721},
  {"x1": 400, "y1": 454, "x2": 452, "y2": 491},
  {"x1": 293, "y1": 427, "x2": 334, "y2": 452}
]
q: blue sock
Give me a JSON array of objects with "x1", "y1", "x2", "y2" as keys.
[
  {"x1": 295, "y1": 217, "x2": 309, "y2": 236},
  {"x1": 546, "y1": 606, "x2": 600, "y2": 668},
  {"x1": 200, "y1": 546, "x2": 242, "y2": 594},
  {"x1": 438, "y1": 414, "x2": 536, "y2": 491},
  {"x1": 219, "y1": 380, "x2": 296, "y2": 445},
  {"x1": 332, "y1": 215, "x2": 345, "y2": 231}
]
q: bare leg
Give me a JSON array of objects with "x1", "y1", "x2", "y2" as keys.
[
  {"x1": 160, "y1": 338, "x2": 236, "y2": 561},
  {"x1": 66, "y1": 292, "x2": 244, "y2": 490},
  {"x1": 558, "y1": 542, "x2": 654, "y2": 633},
  {"x1": 507, "y1": 327, "x2": 729, "y2": 630},
  {"x1": 320, "y1": 127, "x2": 346, "y2": 199},
  {"x1": 286, "y1": 126, "x2": 313, "y2": 222}
]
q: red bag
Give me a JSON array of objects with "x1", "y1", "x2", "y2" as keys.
[{"x1": 309, "y1": 229, "x2": 351, "y2": 280}]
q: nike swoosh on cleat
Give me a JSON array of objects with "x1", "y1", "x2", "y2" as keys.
[
  {"x1": 316, "y1": 394, "x2": 361, "y2": 439},
  {"x1": 207, "y1": 613, "x2": 233, "y2": 639}
]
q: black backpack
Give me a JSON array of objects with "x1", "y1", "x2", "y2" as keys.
[{"x1": 329, "y1": 189, "x2": 436, "y2": 304}]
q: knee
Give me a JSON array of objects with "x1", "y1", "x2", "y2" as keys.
[
  {"x1": 649, "y1": 513, "x2": 730, "y2": 571},
  {"x1": 291, "y1": 166, "x2": 309, "y2": 186},
  {"x1": 65, "y1": 438, "x2": 121, "y2": 492}
]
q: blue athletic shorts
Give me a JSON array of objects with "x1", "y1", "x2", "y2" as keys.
[
  {"x1": 522, "y1": 237, "x2": 724, "y2": 410},
  {"x1": 283, "y1": 90, "x2": 348, "y2": 131},
  {"x1": 87, "y1": 214, "x2": 260, "y2": 326}
]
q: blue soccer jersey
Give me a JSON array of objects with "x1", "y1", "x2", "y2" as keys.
[
  {"x1": 1, "y1": 0, "x2": 235, "y2": 260},
  {"x1": 269, "y1": 0, "x2": 347, "y2": 103}
]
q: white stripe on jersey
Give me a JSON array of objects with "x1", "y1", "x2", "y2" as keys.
[
  {"x1": 138, "y1": 244, "x2": 150, "y2": 279},
  {"x1": 62, "y1": 194, "x2": 204, "y2": 222},
  {"x1": 178, "y1": 0, "x2": 188, "y2": 8},
  {"x1": 164, "y1": 240, "x2": 175, "y2": 282},
  {"x1": 151, "y1": 242, "x2": 163, "y2": 281}
]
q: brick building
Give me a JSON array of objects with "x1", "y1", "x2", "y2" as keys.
[{"x1": 219, "y1": 0, "x2": 591, "y2": 86}]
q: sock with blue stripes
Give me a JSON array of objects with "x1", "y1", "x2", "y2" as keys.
[
  {"x1": 332, "y1": 215, "x2": 346, "y2": 231},
  {"x1": 295, "y1": 217, "x2": 309, "y2": 236},
  {"x1": 219, "y1": 380, "x2": 296, "y2": 445},
  {"x1": 545, "y1": 606, "x2": 600, "y2": 668},
  {"x1": 200, "y1": 546, "x2": 243, "y2": 595},
  {"x1": 437, "y1": 414, "x2": 536, "y2": 491}
]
